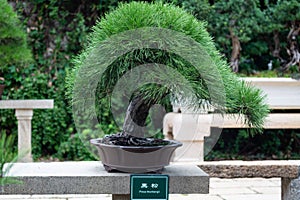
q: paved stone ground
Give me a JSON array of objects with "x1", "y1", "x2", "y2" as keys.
[{"x1": 0, "y1": 178, "x2": 281, "y2": 200}]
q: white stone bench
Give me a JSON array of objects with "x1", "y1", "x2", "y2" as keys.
[
  {"x1": 0, "y1": 161, "x2": 209, "y2": 200},
  {"x1": 0, "y1": 100, "x2": 54, "y2": 162},
  {"x1": 163, "y1": 78, "x2": 300, "y2": 162}
]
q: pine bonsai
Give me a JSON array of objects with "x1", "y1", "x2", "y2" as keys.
[{"x1": 66, "y1": 2, "x2": 269, "y2": 146}]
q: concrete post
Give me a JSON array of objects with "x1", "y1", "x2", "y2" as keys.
[
  {"x1": 282, "y1": 177, "x2": 292, "y2": 200},
  {"x1": 15, "y1": 109, "x2": 33, "y2": 162}
]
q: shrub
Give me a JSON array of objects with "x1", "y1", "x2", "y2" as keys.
[
  {"x1": 205, "y1": 129, "x2": 300, "y2": 160},
  {"x1": 0, "y1": 130, "x2": 17, "y2": 177},
  {"x1": 56, "y1": 132, "x2": 98, "y2": 161}
]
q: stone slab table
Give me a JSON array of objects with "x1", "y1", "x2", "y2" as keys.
[
  {"x1": 0, "y1": 161, "x2": 209, "y2": 200},
  {"x1": 0, "y1": 100, "x2": 54, "y2": 162}
]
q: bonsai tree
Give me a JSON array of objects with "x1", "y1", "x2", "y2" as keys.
[
  {"x1": 0, "y1": 0, "x2": 32, "y2": 84},
  {"x1": 66, "y1": 2, "x2": 269, "y2": 146}
]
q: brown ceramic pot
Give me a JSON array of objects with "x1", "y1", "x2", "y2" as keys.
[{"x1": 90, "y1": 138, "x2": 182, "y2": 173}]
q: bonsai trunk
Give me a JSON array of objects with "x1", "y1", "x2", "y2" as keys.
[{"x1": 122, "y1": 95, "x2": 154, "y2": 138}]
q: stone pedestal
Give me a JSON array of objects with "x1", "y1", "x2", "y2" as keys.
[
  {"x1": 0, "y1": 100, "x2": 54, "y2": 162},
  {"x1": 15, "y1": 109, "x2": 33, "y2": 162},
  {"x1": 163, "y1": 112, "x2": 212, "y2": 162}
]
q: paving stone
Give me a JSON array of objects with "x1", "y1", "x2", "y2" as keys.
[
  {"x1": 210, "y1": 187, "x2": 257, "y2": 195},
  {"x1": 0, "y1": 199, "x2": 60, "y2": 200},
  {"x1": 220, "y1": 194, "x2": 279, "y2": 200},
  {"x1": 0, "y1": 195, "x2": 31, "y2": 199},
  {"x1": 68, "y1": 197, "x2": 110, "y2": 200},
  {"x1": 68, "y1": 198, "x2": 108, "y2": 200},
  {"x1": 211, "y1": 178, "x2": 280, "y2": 188},
  {"x1": 270, "y1": 179, "x2": 282, "y2": 187},
  {"x1": 30, "y1": 194, "x2": 110, "y2": 199},
  {"x1": 210, "y1": 178, "x2": 234, "y2": 183},
  {"x1": 249, "y1": 186, "x2": 281, "y2": 194},
  {"x1": 232, "y1": 178, "x2": 281, "y2": 186},
  {"x1": 169, "y1": 194, "x2": 224, "y2": 200}
]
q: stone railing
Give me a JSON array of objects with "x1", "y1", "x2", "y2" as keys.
[{"x1": 0, "y1": 100, "x2": 54, "y2": 162}]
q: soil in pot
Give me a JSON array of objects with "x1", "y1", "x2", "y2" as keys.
[{"x1": 101, "y1": 131, "x2": 170, "y2": 146}]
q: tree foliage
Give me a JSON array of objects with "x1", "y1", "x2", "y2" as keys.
[
  {"x1": 169, "y1": 0, "x2": 300, "y2": 74},
  {"x1": 0, "y1": 0, "x2": 31, "y2": 73}
]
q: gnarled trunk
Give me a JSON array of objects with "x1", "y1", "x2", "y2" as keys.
[
  {"x1": 122, "y1": 95, "x2": 153, "y2": 138},
  {"x1": 229, "y1": 29, "x2": 241, "y2": 73},
  {"x1": 272, "y1": 30, "x2": 282, "y2": 60},
  {"x1": 284, "y1": 23, "x2": 300, "y2": 70}
]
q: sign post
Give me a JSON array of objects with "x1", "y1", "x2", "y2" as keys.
[{"x1": 130, "y1": 174, "x2": 169, "y2": 200}]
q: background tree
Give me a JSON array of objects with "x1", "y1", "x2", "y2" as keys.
[
  {"x1": 266, "y1": 0, "x2": 300, "y2": 71},
  {"x1": 161, "y1": 0, "x2": 212, "y2": 22},
  {"x1": 209, "y1": 0, "x2": 264, "y2": 72}
]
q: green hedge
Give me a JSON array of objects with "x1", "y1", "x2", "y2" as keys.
[{"x1": 205, "y1": 129, "x2": 300, "y2": 160}]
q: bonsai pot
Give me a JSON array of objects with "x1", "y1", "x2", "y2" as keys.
[{"x1": 90, "y1": 138, "x2": 182, "y2": 173}]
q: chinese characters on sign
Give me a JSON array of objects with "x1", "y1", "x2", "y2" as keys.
[{"x1": 130, "y1": 174, "x2": 169, "y2": 200}]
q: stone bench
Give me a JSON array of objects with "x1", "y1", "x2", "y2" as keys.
[
  {"x1": 164, "y1": 77, "x2": 300, "y2": 162},
  {"x1": 0, "y1": 161, "x2": 209, "y2": 200},
  {"x1": 197, "y1": 160, "x2": 300, "y2": 200},
  {"x1": 0, "y1": 100, "x2": 54, "y2": 162}
]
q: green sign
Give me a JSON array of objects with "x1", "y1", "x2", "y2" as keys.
[{"x1": 130, "y1": 174, "x2": 169, "y2": 200}]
